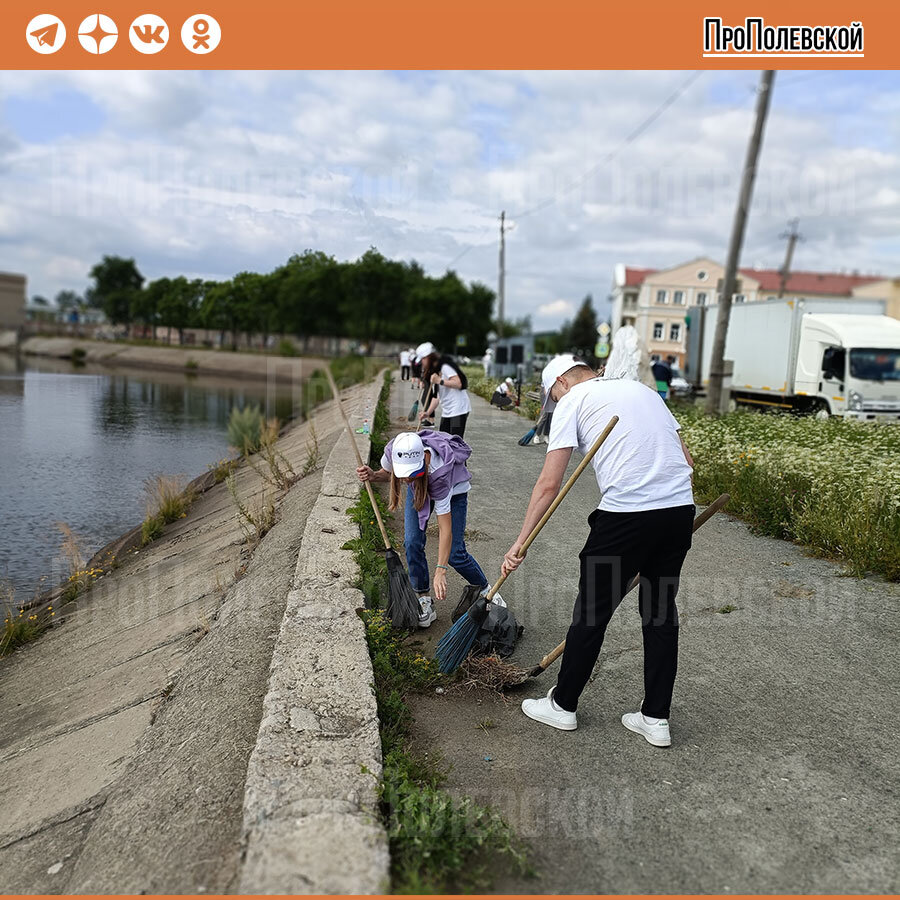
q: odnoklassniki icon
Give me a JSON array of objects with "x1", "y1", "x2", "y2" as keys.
[{"x1": 181, "y1": 14, "x2": 222, "y2": 54}]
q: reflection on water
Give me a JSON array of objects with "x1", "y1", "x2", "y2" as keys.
[{"x1": 0, "y1": 355, "x2": 297, "y2": 600}]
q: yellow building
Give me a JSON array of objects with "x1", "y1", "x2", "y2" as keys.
[{"x1": 612, "y1": 257, "x2": 890, "y2": 368}]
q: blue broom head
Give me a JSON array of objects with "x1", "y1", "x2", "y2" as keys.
[
  {"x1": 435, "y1": 596, "x2": 490, "y2": 673},
  {"x1": 385, "y1": 549, "x2": 419, "y2": 629}
]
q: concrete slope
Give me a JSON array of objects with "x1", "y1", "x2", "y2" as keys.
[{"x1": 0, "y1": 382, "x2": 376, "y2": 893}]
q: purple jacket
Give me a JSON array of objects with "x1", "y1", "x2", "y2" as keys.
[{"x1": 383, "y1": 430, "x2": 472, "y2": 530}]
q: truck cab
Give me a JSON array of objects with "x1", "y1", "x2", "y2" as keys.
[{"x1": 794, "y1": 314, "x2": 900, "y2": 420}]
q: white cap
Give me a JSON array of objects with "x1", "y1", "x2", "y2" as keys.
[
  {"x1": 505, "y1": 377, "x2": 514, "y2": 385},
  {"x1": 415, "y1": 341, "x2": 436, "y2": 363},
  {"x1": 391, "y1": 432, "x2": 427, "y2": 478},
  {"x1": 541, "y1": 354, "x2": 590, "y2": 411}
]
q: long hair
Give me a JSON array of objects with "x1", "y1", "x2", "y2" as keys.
[
  {"x1": 388, "y1": 452, "x2": 430, "y2": 512},
  {"x1": 422, "y1": 353, "x2": 468, "y2": 389}
]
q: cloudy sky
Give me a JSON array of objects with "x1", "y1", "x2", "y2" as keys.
[{"x1": 1, "y1": 70, "x2": 898, "y2": 327}]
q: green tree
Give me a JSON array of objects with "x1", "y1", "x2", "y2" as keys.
[
  {"x1": 567, "y1": 295, "x2": 598, "y2": 359},
  {"x1": 157, "y1": 276, "x2": 200, "y2": 344},
  {"x1": 54, "y1": 290, "x2": 81, "y2": 312},
  {"x1": 89, "y1": 256, "x2": 144, "y2": 332}
]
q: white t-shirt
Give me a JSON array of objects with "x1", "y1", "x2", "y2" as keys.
[
  {"x1": 380, "y1": 447, "x2": 469, "y2": 515},
  {"x1": 546, "y1": 377, "x2": 694, "y2": 513},
  {"x1": 437, "y1": 363, "x2": 472, "y2": 417},
  {"x1": 496, "y1": 382, "x2": 510, "y2": 395},
  {"x1": 400, "y1": 350, "x2": 410, "y2": 366}
]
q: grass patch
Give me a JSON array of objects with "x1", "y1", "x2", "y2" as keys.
[
  {"x1": 461, "y1": 365, "x2": 541, "y2": 420},
  {"x1": 208, "y1": 456, "x2": 239, "y2": 484},
  {"x1": 676, "y1": 404, "x2": 900, "y2": 581},
  {"x1": 277, "y1": 338, "x2": 298, "y2": 357},
  {"x1": 1, "y1": 581, "x2": 58, "y2": 657},
  {"x1": 360, "y1": 607, "x2": 530, "y2": 893},
  {"x1": 141, "y1": 474, "x2": 193, "y2": 547},
  {"x1": 185, "y1": 357, "x2": 198, "y2": 372},
  {"x1": 301, "y1": 423, "x2": 321, "y2": 477},
  {"x1": 344, "y1": 375, "x2": 530, "y2": 892},
  {"x1": 226, "y1": 474, "x2": 276, "y2": 545},
  {"x1": 246, "y1": 419, "x2": 297, "y2": 491},
  {"x1": 228, "y1": 404, "x2": 265, "y2": 455},
  {"x1": 300, "y1": 355, "x2": 376, "y2": 420},
  {"x1": 370, "y1": 371, "x2": 392, "y2": 462}
]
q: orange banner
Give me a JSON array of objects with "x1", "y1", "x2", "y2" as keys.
[{"x1": 1, "y1": 0, "x2": 894, "y2": 69}]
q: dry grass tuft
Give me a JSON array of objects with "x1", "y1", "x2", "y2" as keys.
[{"x1": 453, "y1": 654, "x2": 532, "y2": 696}]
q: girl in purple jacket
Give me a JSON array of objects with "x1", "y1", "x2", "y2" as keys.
[{"x1": 356, "y1": 429, "x2": 495, "y2": 627}]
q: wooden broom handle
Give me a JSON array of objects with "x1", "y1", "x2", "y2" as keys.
[
  {"x1": 484, "y1": 415, "x2": 619, "y2": 600},
  {"x1": 323, "y1": 366, "x2": 393, "y2": 552},
  {"x1": 534, "y1": 492, "x2": 731, "y2": 671}
]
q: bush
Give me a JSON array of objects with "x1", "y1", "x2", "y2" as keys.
[
  {"x1": 277, "y1": 338, "x2": 298, "y2": 357},
  {"x1": 228, "y1": 404, "x2": 265, "y2": 455},
  {"x1": 676, "y1": 405, "x2": 900, "y2": 580}
]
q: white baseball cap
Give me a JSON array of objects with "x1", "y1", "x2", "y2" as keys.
[
  {"x1": 505, "y1": 377, "x2": 514, "y2": 385},
  {"x1": 391, "y1": 432, "x2": 427, "y2": 478},
  {"x1": 541, "y1": 354, "x2": 590, "y2": 411},
  {"x1": 415, "y1": 341, "x2": 436, "y2": 363}
]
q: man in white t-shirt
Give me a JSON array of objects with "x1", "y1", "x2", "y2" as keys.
[
  {"x1": 502, "y1": 354, "x2": 696, "y2": 747},
  {"x1": 399, "y1": 348, "x2": 411, "y2": 382}
]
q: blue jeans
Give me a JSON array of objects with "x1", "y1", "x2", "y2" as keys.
[{"x1": 404, "y1": 487, "x2": 487, "y2": 594}]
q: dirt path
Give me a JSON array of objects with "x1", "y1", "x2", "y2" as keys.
[{"x1": 385, "y1": 382, "x2": 900, "y2": 894}]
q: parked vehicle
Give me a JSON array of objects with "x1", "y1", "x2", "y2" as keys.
[{"x1": 685, "y1": 297, "x2": 900, "y2": 421}]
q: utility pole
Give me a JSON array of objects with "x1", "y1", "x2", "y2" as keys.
[
  {"x1": 498, "y1": 210, "x2": 506, "y2": 337},
  {"x1": 706, "y1": 70, "x2": 776, "y2": 416},
  {"x1": 777, "y1": 218, "x2": 803, "y2": 298}
]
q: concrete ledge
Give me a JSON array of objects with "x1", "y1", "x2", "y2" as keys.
[{"x1": 239, "y1": 376, "x2": 390, "y2": 895}]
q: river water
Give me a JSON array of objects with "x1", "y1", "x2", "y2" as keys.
[{"x1": 0, "y1": 353, "x2": 296, "y2": 602}]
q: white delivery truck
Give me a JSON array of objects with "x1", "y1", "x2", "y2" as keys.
[{"x1": 685, "y1": 297, "x2": 900, "y2": 421}]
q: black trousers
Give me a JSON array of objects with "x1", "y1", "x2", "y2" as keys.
[
  {"x1": 401, "y1": 365, "x2": 411, "y2": 380},
  {"x1": 553, "y1": 504, "x2": 695, "y2": 718},
  {"x1": 440, "y1": 413, "x2": 468, "y2": 438}
]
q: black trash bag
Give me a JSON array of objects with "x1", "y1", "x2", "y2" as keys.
[{"x1": 452, "y1": 584, "x2": 524, "y2": 658}]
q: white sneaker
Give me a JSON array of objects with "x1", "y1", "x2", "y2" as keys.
[
  {"x1": 522, "y1": 687, "x2": 577, "y2": 731},
  {"x1": 621, "y1": 710, "x2": 671, "y2": 747},
  {"x1": 417, "y1": 596, "x2": 436, "y2": 628},
  {"x1": 480, "y1": 586, "x2": 506, "y2": 609}
]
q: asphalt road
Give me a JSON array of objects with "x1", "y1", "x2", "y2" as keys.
[{"x1": 386, "y1": 378, "x2": 900, "y2": 894}]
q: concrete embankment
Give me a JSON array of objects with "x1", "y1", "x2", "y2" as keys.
[
  {"x1": 0, "y1": 332, "x2": 320, "y2": 382},
  {"x1": 0, "y1": 377, "x2": 387, "y2": 893}
]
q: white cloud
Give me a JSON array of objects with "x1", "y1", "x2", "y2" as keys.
[
  {"x1": 537, "y1": 299, "x2": 574, "y2": 320},
  {"x1": 0, "y1": 70, "x2": 898, "y2": 324}
]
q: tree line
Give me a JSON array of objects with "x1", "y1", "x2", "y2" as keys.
[{"x1": 64, "y1": 249, "x2": 496, "y2": 352}]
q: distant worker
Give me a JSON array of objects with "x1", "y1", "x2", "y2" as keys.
[
  {"x1": 399, "y1": 347, "x2": 411, "y2": 382},
  {"x1": 491, "y1": 376, "x2": 515, "y2": 409},
  {"x1": 652, "y1": 358, "x2": 673, "y2": 401},
  {"x1": 482, "y1": 347, "x2": 493, "y2": 378},
  {"x1": 415, "y1": 342, "x2": 472, "y2": 438}
]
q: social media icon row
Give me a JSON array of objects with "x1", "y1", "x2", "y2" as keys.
[{"x1": 26, "y1": 13, "x2": 221, "y2": 55}]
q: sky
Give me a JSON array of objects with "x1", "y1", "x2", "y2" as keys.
[{"x1": 1, "y1": 69, "x2": 898, "y2": 329}]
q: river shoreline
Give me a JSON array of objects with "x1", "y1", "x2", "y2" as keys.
[{"x1": 0, "y1": 331, "x2": 321, "y2": 383}]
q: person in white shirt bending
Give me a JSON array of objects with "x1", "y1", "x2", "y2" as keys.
[
  {"x1": 491, "y1": 377, "x2": 515, "y2": 409},
  {"x1": 502, "y1": 354, "x2": 695, "y2": 748},
  {"x1": 414, "y1": 341, "x2": 473, "y2": 438}
]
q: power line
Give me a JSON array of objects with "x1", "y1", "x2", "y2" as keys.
[
  {"x1": 444, "y1": 70, "x2": 707, "y2": 270},
  {"x1": 511, "y1": 70, "x2": 704, "y2": 220}
]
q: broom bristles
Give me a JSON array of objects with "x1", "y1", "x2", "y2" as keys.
[
  {"x1": 385, "y1": 549, "x2": 419, "y2": 628},
  {"x1": 434, "y1": 597, "x2": 490, "y2": 673}
]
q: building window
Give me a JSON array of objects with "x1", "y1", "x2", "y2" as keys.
[
  {"x1": 734, "y1": 294, "x2": 745, "y2": 303},
  {"x1": 656, "y1": 289, "x2": 668, "y2": 304},
  {"x1": 673, "y1": 290, "x2": 685, "y2": 305},
  {"x1": 670, "y1": 323, "x2": 682, "y2": 342},
  {"x1": 697, "y1": 270, "x2": 708, "y2": 281},
  {"x1": 653, "y1": 322, "x2": 664, "y2": 340},
  {"x1": 696, "y1": 292, "x2": 707, "y2": 306},
  {"x1": 624, "y1": 292, "x2": 637, "y2": 309}
]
